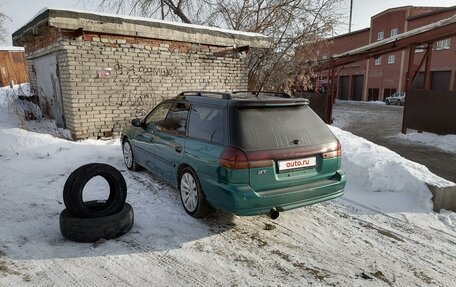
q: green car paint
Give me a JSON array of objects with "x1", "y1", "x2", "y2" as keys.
[{"x1": 122, "y1": 92, "x2": 346, "y2": 217}]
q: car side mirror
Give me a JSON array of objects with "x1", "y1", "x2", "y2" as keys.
[{"x1": 131, "y1": 118, "x2": 143, "y2": 127}]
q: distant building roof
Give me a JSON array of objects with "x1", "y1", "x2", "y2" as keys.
[
  {"x1": 13, "y1": 8, "x2": 270, "y2": 48},
  {"x1": 407, "y1": 5, "x2": 456, "y2": 21},
  {"x1": 327, "y1": 28, "x2": 370, "y2": 41},
  {"x1": 371, "y1": 6, "x2": 444, "y2": 19}
]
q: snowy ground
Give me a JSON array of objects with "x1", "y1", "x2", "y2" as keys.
[
  {"x1": 393, "y1": 131, "x2": 456, "y2": 154},
  {"x1": 1, "y1": 88, "x2": 455, "y2": 286}
]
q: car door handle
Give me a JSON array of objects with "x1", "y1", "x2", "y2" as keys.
[{"x1": 175, "y1": 145, "x2": 182, "y2": 153}]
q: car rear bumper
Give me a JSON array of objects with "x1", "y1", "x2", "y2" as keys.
[{"x1": 202, "y1": 170, "x2": 346, "y2": 216}]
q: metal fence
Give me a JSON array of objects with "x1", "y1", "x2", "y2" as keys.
[{"x1": 403, "y1": 90, "x2": 456, "y2": 135}]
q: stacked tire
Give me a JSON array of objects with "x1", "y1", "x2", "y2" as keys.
[{"x1": 60, "y1": 163, "x2": 134, "y2": 243}]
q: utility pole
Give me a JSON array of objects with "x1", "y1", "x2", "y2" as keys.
[
  {"x1": 349, "y1": 0, "x2": 353, "y2": 32},
  {"x1": 161, "y1": 0, "x2": 165, "y2": 20}
]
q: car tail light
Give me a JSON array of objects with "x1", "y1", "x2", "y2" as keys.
[
  {"x1": 219, "y1": 147, "x2": 274, "y2": 169},
  {"x1": 219, "y1": 147, "x2": 249, "y2": 169},
  {"x1": 322, "y1": 140, "x2": 341, "y2": 159}
]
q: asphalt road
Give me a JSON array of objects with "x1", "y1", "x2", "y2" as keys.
[{"x1": 333, "y1": 101, "x2": 456, "y2": 183}]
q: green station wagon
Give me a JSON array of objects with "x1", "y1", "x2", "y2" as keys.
[{"x1": 121, "y1": 91, "x2": 346, "y2": 218}]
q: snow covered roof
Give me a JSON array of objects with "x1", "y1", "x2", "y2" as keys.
[
  {"x1": 12, "y1": 8, "x2": 270, "y2": 48},
  {"x1": 0, "y1": 46, "x2": 25, "y2": 52}
]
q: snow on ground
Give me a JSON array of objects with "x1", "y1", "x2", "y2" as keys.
[
  {"x1": 0, "y1": 84, "x2": 71, "y2": 139},
  {"x1": 1, "y1": 87, "x2": 456, "y2": 286},
  {"x1": 393, "y1": 131, "x2": 456, "y2": 154}
]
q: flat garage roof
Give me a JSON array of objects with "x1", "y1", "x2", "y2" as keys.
[{"x1": 13, "y1": 8, "x2": 271, "y2": 48}]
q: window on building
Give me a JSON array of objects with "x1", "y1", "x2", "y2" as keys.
[
  {"x1": 390, "y1": 28, "x2": 398, "y2": 37},
  {"x1": 436, "y1": 38, "x2": 451, "y2": 50},
  {"x1": 374, "y1": 57, "x2": 382, "y2": 65},
  {"x1": 368, "y1": 88, "x2": 379, "y2": 101},
  {"x1": 377, "y1": 31, "x2": 384, "y2": 40},
  {"x1": 387, "y1": 55, "x2": 396, "y2": 64},
  {"x1": 384, "y1": 88, "x2": 397, "y2": 98}
]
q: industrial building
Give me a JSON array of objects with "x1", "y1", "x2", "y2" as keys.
[{"x1": 316, "y1": 6, "x2": 456, "y2": 101}]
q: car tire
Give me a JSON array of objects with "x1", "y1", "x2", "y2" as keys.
[
  {"x1": 179, "y1": 167, "x2": 210, "y2": 218},
  {"x1": 122, "y1": 139, "x2": 141, "y2": 171},
  {"x1": 63, "y1": 163, "x2": 127, "y2": 218},
  {"x1": 385, "y1": 100, "x2": 390, "y2": 105},
  {"x1": 60, "y1": 202, "x2": 134, "y2": 243}
]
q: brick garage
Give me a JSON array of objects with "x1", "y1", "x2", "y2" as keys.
[{"x1": 13, "y1": 8, "x2": 268, "y2": 139}]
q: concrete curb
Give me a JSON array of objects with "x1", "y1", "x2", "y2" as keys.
[{"x1": 427, "y1": 184, "x2": 456, "y2": 212}]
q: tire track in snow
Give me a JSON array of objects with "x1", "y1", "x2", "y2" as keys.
[{"x1": 305, "y1": 202, "x2": 453, "y2": 286}]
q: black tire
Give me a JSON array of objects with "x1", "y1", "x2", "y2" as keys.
[
  {"x1": 179, "y1": 167, "x2": 210, "y2": 218},
  {"x1": 122, "y1": 139, "x2": 141, "y2": 171},
  {"x1": 63, "y1": 163, "x2": 127, "y2": 218},
  {"x1": 385, "y1": 100, "x2": 390, "y2": 105},
  {"x1": 60, "y1": 202, "x2": 134, "y2": 243}
]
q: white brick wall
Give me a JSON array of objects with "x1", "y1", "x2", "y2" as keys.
[{"x1": 27, "y1": 34, "x2": 248, "y2": 139}]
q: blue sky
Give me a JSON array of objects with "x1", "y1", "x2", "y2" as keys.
[{"x1": 1, "y1": 0, "x2": 455, "y2": 45}]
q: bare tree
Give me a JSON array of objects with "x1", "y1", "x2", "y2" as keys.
[
  {"x1": 206, "y1": 0, "x2": 343, "y2": 91},
  {"x1": 89, "y1": 0, "x2": 344, "y2": 91},
  {"x1": 93, "y1": 0, "x2": 212, "y2": 23}
]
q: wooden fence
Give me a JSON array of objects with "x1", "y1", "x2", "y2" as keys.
[
  {"x1": 0, "y1": 50, "x2": 29, "y2": 87},
  {"x1": 292, "y1": 92, "x2": 329, "y2": 123}
]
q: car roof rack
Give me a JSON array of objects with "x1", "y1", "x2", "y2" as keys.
[
  {"x1": 177, "y1": 91, "x2": 232, "y2": 100},
  {"x1": 232, "y1": 91, "x2": 292, "y2": 99}
]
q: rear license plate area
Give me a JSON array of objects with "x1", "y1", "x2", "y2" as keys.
[{"x1": 277, "y1": 157, "x2": 316, "y2": 172}]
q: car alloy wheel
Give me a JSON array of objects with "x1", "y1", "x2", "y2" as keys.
[
  {"x1": 123, "y1": 142, "x2": 133, "y2": 169},
  {"x1": 179, "y1": 167, "x2": 210, "y2": 217},
  {"x1": 122, "y1": 140, "x2": 141, "y2": 171},
  {"x1": 180, "y1": 172, "x2": 198, "y2": 213}
]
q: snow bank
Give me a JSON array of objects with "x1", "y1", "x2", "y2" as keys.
[
  {"x1": 393, "y1": 131, "x2": 456, "y2": 154},
  {"x1": 0, "y1": 83, "x2": 71, "y2": 139},
  {"x1": 0, "y1": 83, "x2": 33, "y2": 97},
  {"x1": 330, "y1": 126, "x2": 454, "y2": 214}
]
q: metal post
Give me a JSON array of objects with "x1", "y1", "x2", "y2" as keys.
[
  {"x1": 405, "y1": 44, "x2": 416, "y2": 91},
  {"x1": 327, "y1": 59, "x2": 335, "y2": 124},
  {"x1": 423, "y1": 43, "x2": 433, "y2": 91},
  {"x1": 402, "y1": 44, "x2": 416, "y2": 134},
  {"x1": 349, "y1": 0, "x2": 353, "y2": 33}
]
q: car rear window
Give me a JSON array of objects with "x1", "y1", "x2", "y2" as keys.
[
  {"x1": 188, "y1": 106, "x2": 226, "y2": 145},
  {"x1": 230, "y1": 105, "x2": 336, "y2": 151}
]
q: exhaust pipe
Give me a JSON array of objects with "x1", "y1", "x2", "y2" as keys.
[{"x1": 269, "y1": 208, "x2": 279, "y2": 220}]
